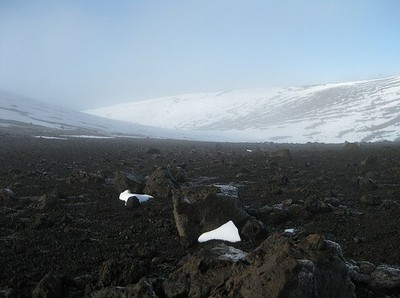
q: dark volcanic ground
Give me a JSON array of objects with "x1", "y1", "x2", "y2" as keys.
[{"x1": 1, "y1": 133, "x2": 400, "y2": 297}]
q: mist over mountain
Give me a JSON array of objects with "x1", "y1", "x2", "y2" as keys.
[
  {"x1": 1, "y1": 76, "x2": 399, "y2": 143},
  {"x1": 0, "y1": 90, "x2": 191, "y2": 140},
  {"x1": 86, "y1": 76, "x2": 400, "y2": 143}
]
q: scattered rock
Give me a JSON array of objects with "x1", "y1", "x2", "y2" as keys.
[
  {"x1": 357, "y1": 177, "x2": 378, "y2": 191},
  {"x1": 304, "y1": 196, "x2": 332, "y2": 213},
  {"x1": 128, "y1": 277, "x2": 161, "y2": 298},
  {"x1": 97, "y1": 258, "x2": 146, "y2": 287},
  {"x1": 0, "y1": 188, "x2": 14, "y2": 206},
  {"x1": 146, "y1": 148, "x2": 161, "y2": 155},
  {"x1": 35, "y1": 192, "x2": 64, "y2": 210},
  {"x1": 360, "y1": 195, "x2": 382, "y2": 206},
  {"x1": 360, "y1": 155, "x2": 378, "y2": 167},
  {"x1": 241, "y1": 217, "x2": 267, "y2": 240},
  {"x1": 324, "y1": 197, "x2": 341, "y2": 207},
  {"x1": 270, "y1": 149, "x2": 291, "y2": 158},
  {"x1": 269, "y1": 174, "x2": 289, "y2": 186},
  {"x1": 348, "y1": 260, "x2": 400, "y2": 291},
  {"x1": 255, "y1": 204, "x2": 289, "y2": 224},
  {"x1": 344, "y1": 142, "x2": 360, "y2": 150},
  {"x1": 32, "y1": 214, "x2": 54, "y2": 230},
  {"x1": 32, "y1": 272, "x2": 63, "y2": 298},
  {"x1": 67, "y1": 170, "x2": 104, "y2": 184}
]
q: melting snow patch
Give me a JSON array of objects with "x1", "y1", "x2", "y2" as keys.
[
  {"x1": 198, "y1": 220, "x2": 241, "y2": 243},
  {"x1": 119, "y1": 190, "x2": 153, "y2": 205},
  {"x1": 284, "y1": 228, "x2": 296, "y2": 234},
  {"x1": 61, "y1": 135, "x2": 115, "y2": 139},
  {"x1": 34, "y1": 136, "x2": 67, "y2": 140}
]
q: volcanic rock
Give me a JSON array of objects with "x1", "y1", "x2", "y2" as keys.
[
  {"x1": 270, "y1": 149, "x2": 291, "y2": 158},
  {"x1": 357, "y1": 177, "x2": 379, "y2": 191},
  {"x1": 255, "y1": 204, "x2": 289, "y2": 224},
  {"x1": 97, "y1": 258, "x2": 146, "y2": 287},
  {"x1": 67, "y1": 170, "x2": 104, "y2": 184},
  {"x1": 114, "y1": 170, "x2": 145, "y2": 193},
  {"x1": 162, "y1": 243, "x2": 247, "y2": 297},
  {"x1": 172, "y1": 185, "x2": 253, "y2": 245},
  {"x1": 304, "y1": 196, "x2": 332, "y2": 213},
  {"x1": 32, "y1": 272, "x2": 63, "y2": 298},
  {"x1": 359, "y1": 195, "x2": 382, "y2": 206},
  {"x1": 0, "y1": 188, "x2": 14, "y2": 206},
  {"x1": 126, "y1": 196, "x2": 141, "y2": 208},
  {"x1": 241, "y1": 217, "x2": 268, "y2": 240},
  {"x1": 146, "y1": 148, "x2": 161, "y2": 155},
  {"x1": 360, "y1": 155, "x2": 378, "y2": 167},
  {"x1": 163, "y1": 234, "x2": 355, "y2": 297},
  {"x1": 144, "y1": 166, "x2": 180, "y2": 199},
  {"x1": 347, "y1": 260, "x2": 400, "y2": 291}
]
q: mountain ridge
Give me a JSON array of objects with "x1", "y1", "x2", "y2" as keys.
[{"x1": 86, "y1": 76, "x2": 400, "y2": 143}]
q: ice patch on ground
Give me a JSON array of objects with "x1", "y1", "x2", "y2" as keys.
[
  {"x1": 198, "y1": 220, "x2": 241, "y2": 243},
  {"x1": 119, "y1": 190, "x2": 153, "y2": 205},
  {"x1": 34, "y1": 136, "x2": 67, "y2": 140}
]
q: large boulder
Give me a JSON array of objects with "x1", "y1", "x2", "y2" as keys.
[
  {"x1": 347, "y1": 260, "x2": 400, "y2": 291},
  {"x1": 114, "y1": 170, "x2": 145, "y2": 193},
  {"x1": 97, "y1": 258, "x2": 146, "y2": 287},
  {"x1": 32, "y1": 272, "x2": 63, "y2": 298},
  {"x1": 0, "y1": 188, "x2": 14, "y2": 206},
  {"x1": 143, "y1": 166, "x2": 180, "y2": 199},
  {"x1": 172, "y1": 185, "x2": 259, "y2": 245},
  {"x1": 163, "y1": 234, "x2": 355, "y2": 297},
  {"x1": 162, "y1": 243, "x2": 247, "y2": 297}
]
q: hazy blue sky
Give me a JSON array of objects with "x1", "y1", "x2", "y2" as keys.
[{"x1": 1, "y1": 0, "x2": 400, "y2": 109}]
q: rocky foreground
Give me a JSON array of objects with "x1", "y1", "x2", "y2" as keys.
[{"x1": 1, "y1": 134, "x2": 400, "y2": 297}]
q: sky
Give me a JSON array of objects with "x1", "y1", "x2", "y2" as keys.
[{"x1": 1, "y1": 0, "x2": 400, "y2": 110}]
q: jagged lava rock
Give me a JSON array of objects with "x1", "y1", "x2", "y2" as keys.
[
  {"x1": 114, "y1": 170, "x2": 145, "y2": 193},
  {"x1": 172, "y1": 185, "x2": 262, "y2": 245},
  {"x1": 32, "y1": 272, "x2": 63, "y2": 298},
  {"x1": 163, "y1": 234, "x2": 355, "y2": 297},
  {"x1": 144, "y1": 166, "x2": 180, "y2": 199}
]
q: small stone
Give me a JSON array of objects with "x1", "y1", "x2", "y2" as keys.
[
  {"x1": 360, "y1": 195, "x2": 381, "y2": 206},
  {"x1": 126, "y1": 196, "x2": 140, "y2": 208},
  {"x1": 32, "y1": 273, "x2": 63, "y2": 298},
  {"x1": 357, "y1": 177, "x2": 378, "y2": 191}
]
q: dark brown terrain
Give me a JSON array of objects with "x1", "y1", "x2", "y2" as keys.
[{"x1": 1, "y1": 133, "x2": 400, "y2": 297}]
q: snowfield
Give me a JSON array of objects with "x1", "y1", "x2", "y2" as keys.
[
  {"x1": 86, "y1": 76, "x2": 400, "y2": 143},
  {"x1": 1, "y1": 76, "x2": 400, "y2": 143}
]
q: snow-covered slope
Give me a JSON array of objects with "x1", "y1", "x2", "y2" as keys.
[
  {"x1": 86, "y1": 76, "x2": 400, "y2": 143},
  {"x1": 0, "y1": 90, "x2": 192, "y2": 139}
]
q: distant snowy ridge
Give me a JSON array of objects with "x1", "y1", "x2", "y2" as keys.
[
  {"x1": 0, "y1": 89, "x2": 202, "y2": 140},
  {"x1": 86, "y1": 76, "x2": 400, "y2": 143}
]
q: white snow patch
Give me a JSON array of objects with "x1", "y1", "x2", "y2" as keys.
[
  {"x1": 61, "y1": 135, "x2": 115, "y2": 139},
  {"x1": 119, "y1": 190, "x2": 153, "y2": 205},
  {"x1": 284, "y1": 228, "x2": 296, "y2": 234},
  {"x1": 34, "y1": 136, "x2": 67, "y2": 140},
  {"x1": 198, "y1": 220, "x2": 241, "y2": 243}
]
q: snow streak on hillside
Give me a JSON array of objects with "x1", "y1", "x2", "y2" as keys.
[
  {"x1": 0, "y1": 90, "x2": 192, "y2": 140},
  {"x1": 86, "y1": 76, "x2": 400, "y2": 143}
]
